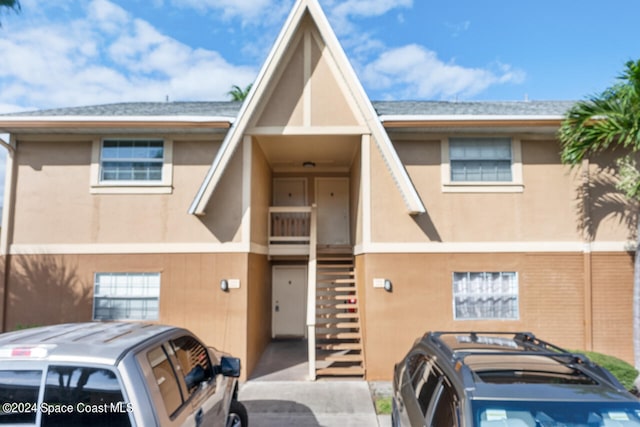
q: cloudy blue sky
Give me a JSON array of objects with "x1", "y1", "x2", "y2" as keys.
[
  {"x1": 0, "y1": 0, "x2": 638, "y2": 205},
  {"x1": 1, "y1": 0, "x2": 638, "y2": 115}
]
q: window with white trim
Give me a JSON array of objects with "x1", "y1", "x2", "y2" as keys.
[
  {"x1": 453, "y1": 272, "x2": 518, "y2": 320},
  {"x1": 101, "y1": 139, "x2": 164, "y2": 182},
  {"x1": 441, "y1": 137, "x2": 523, "y2": 193},
  {"x1": 93, "y1": 272, "x2": 160, "y2": 321},
  {"x1": 90, "y1": 139, "x2": 173, "y2": 194},
  {"x1": 449, "y1": 137, "x2": 512, "y2": 182}
]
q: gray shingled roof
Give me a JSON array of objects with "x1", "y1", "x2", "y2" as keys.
[
  {"x1": 372, "y1": 100, "x2": 576, "y2": 116},
  {"x1": 1, "y1": 101, "x2": 243, "y2": 117},
  {"x1": 1, "y1": 100, "x2": 575, "y2": 118}
]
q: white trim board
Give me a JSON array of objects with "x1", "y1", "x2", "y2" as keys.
[
  {"x1": 354, "y1": 241, "x2": 634, "y2": 254},
  {"x1": 10, "y1": 243, "x2": 252, "y2": 255}
]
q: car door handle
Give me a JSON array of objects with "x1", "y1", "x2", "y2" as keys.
[{"x1": 195, "y1": 408, "x2": 203, "y2": 427}]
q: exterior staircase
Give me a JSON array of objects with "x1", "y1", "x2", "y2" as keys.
[{"x1": 314, "y1": 251, "x2": 365, "y2": 377}]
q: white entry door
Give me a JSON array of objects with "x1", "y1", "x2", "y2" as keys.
[
  {"x1": 272, "y1": 266, "x2": 307, "y2": 338},
  {"x1": 273, "y1": 177, "x2": 307, "y2": 206},
  {"x1": 316, "y1": 177, "x2": 350, "y2": 246}
]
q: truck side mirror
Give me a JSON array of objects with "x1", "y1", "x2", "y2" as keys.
[{"x1": 220, "y1": 356, "x2": 241, "y2": 377}]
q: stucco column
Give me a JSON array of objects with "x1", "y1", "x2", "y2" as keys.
[{"x1": 0, "y1": 135, "x2": 17, "y2": 332}]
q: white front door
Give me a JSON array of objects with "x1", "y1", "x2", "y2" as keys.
[
  {"x1": 272, "y1": 266, "x2": 307, "y2": 338},
  {"x1": 273, "y1": 177, "x2": 307, "y2": 206},
  {"x1": 316, "y1": 177, "x2": 350, "y2": 246}
]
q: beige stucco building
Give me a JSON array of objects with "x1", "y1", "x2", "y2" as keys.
[{"x1": 0, "y1": 0, "x2": 634, "y2": 380}]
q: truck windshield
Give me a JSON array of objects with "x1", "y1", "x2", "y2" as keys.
[{"x1": 473, "y1": 399, "x2": 640, "y2": 427}]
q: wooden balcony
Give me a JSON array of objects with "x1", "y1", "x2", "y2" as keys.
[{"x1": 268, "y1": 206, "x2": 312, "y2": 257}]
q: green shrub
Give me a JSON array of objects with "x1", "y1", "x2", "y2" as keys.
[
  {"x1": 572, "y1": 350, "x2": 638, "y2": 390},
  {"x1": 375, "y1": 396, "x2": 392, "y2": 415},
  {"x1": 13, "y1": 324, "x2": 40, "y2": 330}
]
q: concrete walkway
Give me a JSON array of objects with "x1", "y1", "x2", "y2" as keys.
[
  {"x1": 239, "y1": 340, "x2": 392, "y2": 426},
  {"x1": 239, "y1": 380, "x2": 381, "y2": 427}
]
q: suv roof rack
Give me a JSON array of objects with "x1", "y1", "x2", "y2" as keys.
[{"x1": 423, "y1": 331, "x2": 624, "y2": 390}]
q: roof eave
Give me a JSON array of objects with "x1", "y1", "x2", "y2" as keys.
[
  {"x1": 380, "y1": 115, "x2": 565, "y2": 128},
  {"x1": 0, "y1": 117, "x2": 234, "y2": 134}
]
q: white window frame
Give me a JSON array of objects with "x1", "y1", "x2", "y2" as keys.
[
  {"x1": 441, "y1": 137, "x2": 523, "y2": 193},
  {"x1": 90, "y1": 138, "x2": 173, "y2": 194},
  {"x1": 93, "y1": 272, "x2": 161, "y2": 321},
  {"x1": 452, "y1": 271, "x2": 519, "y2": 320}
]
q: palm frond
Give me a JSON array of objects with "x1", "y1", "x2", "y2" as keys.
[{"x1": 559, "y1": 59, "x2": 640, "y2": 165}]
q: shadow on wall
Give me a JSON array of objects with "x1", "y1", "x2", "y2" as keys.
[
  {"x1": 576, "y1": 164, "x2": 638, "y2": 246},
  {"x1": 412, "y1": 209, "x2": 442, "y2": 242},
  {"x1": 4, "y1": 254, "x2": 92, "y2": 330}
]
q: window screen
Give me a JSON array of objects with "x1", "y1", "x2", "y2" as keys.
[{"x1": 450, "y1": 138, "x2": 512, "y2": 182}]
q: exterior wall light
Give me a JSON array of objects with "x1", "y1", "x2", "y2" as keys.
[
  {"x1": 373, "y1": 278, "x2": 393, "y2": 292},
  {"x1": 220, "y1": 279, "x2": 229, "y2": 292}
]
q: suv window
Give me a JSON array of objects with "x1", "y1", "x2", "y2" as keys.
[
  {"x1": 42, "y1": 366, "x2": 131, "y2": 427},
  {"x1": 428, "y1": 376, "x2": 459, "y2": 427},
  {"x1": 0, "y1": 370, "x2": 42, "y2": 424},
  {"x1": 415, "y1": 361, "x2": 441, "y2": 415},
  {"x1": 171, "y1": 335, "x2": 213, "y2": 395}
]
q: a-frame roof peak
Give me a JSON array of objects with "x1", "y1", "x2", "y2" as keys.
[{"x1": 189, "y1": 0, "x2": 424, "y2": 215}]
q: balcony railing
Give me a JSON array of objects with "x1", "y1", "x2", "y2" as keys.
[{"x1": 268, "y1": 206, "x2": 312, "y2": 255}]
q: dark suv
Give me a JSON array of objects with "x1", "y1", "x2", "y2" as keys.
[{"x1": 392, "y1": 331, "x2": 640, "y2": 427}]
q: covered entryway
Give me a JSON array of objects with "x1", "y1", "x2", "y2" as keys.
[
  {"x1": 272, "y1": 265, "x2": 307, "y2": 338},
  {"x1": 187, "y1": 0, "x2": 424, "y2": 380}
]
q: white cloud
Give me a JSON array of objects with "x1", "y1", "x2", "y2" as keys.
[
  {"x1": 171, "y1": 0, "x2": 292, "y2": 26},
  {"x1": 362, "y1": 44, "x2": 525, "y2": 100},
  {"x1": 87, "y1": 0, "x2": 129, "y2": 34},
  {"x1": 322, "y1": 0, "x2": 412, "y2": 35},
  {"x1": 0, "y1": 0, "x2": 257, "y2": 111},
  {"x1": 329, "y1": 0, "x2": 412, "y2": 19}
]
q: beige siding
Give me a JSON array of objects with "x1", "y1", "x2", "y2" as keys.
[
  {"x1": 4, "y1": 252, "x2": 256, "y2": 379},
  {"x1": 246, "y1": 253, "x2": 272, "y2": 376},
  {"x1": 358, "y1": 252, "x2": 633, "y2": 380},
  {"x1": 372, "y1": 137, "x2": 608, "y2": 243},
  {"x1": 350, "y1": 143, "x2": 362, "y2": 247},
  {"x1": 250, "y1": 140, "x2": 272, "y2": 247},
  {"x1": 309, "y1": 27, "x2": 360, "y2": 127},
  {"x1": 253, "y1": 18, "x2": 361, "y2": 129},
  {"x1": 12, "y1": 137, "x2": 248, "y2": 245},
  {"x1": 587, "y1": 151, "x2": 637, "y2": 242},
  {"x1": 520, "y1": 139, "x2": 580, "y2": 240},
  {"x1": 254, "y1": 36, "x2": 305, "y2": 128},
  {"x1": 591, "y1": 253, "x2": 634, "y2": 363}
]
